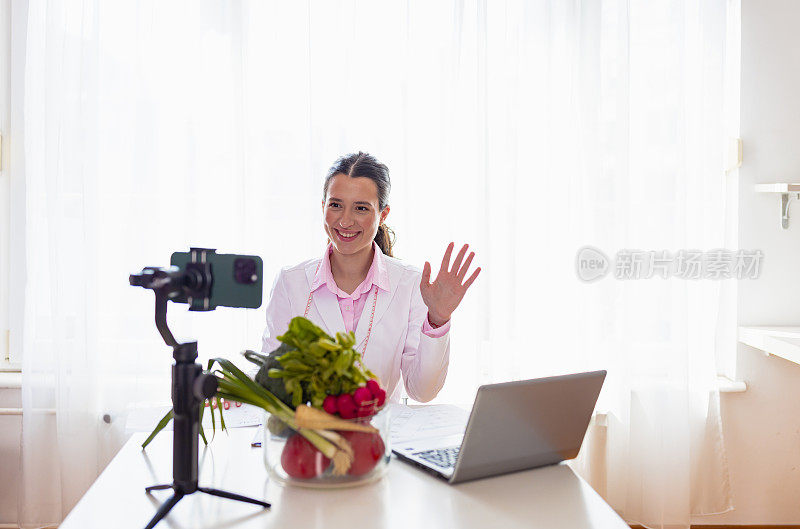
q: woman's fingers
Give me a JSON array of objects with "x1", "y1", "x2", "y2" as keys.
[
  {"x1": 429, "y1": 241, "x2": 480, "y2": 289},
  {"x1": 463, "y1": 267, "x2": 481, "y2": 290},
  {"x1": 422, "y1": 261, "x2": 432, "y2": 287},
  {"x1": 450, "y1": 244, "x2": 469, "y2": 274},
  {"x1": 439, "y1": 242, "x2": 455, "y2": 275},
  {"x1": 457, "y1": 252, "x2": 475, "y2": 282},
  {"x1": 421, "y1": 243, "x2": 481, "y2": 318}
]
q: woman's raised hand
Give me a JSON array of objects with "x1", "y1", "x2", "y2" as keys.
[{"x1": 420, "y1": 242, "x2": 481, "y2": 326}]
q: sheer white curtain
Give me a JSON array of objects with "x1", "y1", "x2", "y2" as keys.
[
  {"x1": 19, "y1": 2, "x2": 266, "y2": 526},
  {"x1": 19, "y1": 1, "x2": 736, "y2": 528}
]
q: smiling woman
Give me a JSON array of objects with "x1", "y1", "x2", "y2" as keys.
[
  {"x1": 261, "y1": 151, "x2": 481, "y2": 403},
  {"x1": 322, "y1": 152, "x2": 394, "y2": 291}
]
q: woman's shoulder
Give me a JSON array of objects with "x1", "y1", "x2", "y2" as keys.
[
  {"x1": 382, "y1": 254, "x2": 424, "y2": 287},
  {"x1": 282, "y1": 256, "x2": 320, "y2": 272},
  {"x1": 382, "y1": 254, "x2": 419, "y2": 273},
  {"x1": 275, "y1": 256, "x2": 320, "y2": 281}
]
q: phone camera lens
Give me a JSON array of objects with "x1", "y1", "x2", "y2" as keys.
[{"x1": 234, "y1": 258, "x2": 257, "y2": 284}]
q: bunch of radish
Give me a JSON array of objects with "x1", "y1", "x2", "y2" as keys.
[{"x1": 321, "y1": 379, "x2": 386, "y2": 419}]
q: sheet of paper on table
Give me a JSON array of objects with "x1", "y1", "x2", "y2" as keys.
[
  {"x1": 386, "y1": 403, "x2": 470, "y2": 445},
  {"x1": 125, "y1": 402, "x2": 263, "y2": 435},
  {"x1": 249, "y1": 403, "x2": 470, "y2": 447}
]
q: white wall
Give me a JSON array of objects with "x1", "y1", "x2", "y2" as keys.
[{"x1": 694, "y1": 0, "x2": 800, "y2": 524}]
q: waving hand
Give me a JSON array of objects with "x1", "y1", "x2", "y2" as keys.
[{"x1": 420, "y1": 242, "x2": 481, "y2": 326}]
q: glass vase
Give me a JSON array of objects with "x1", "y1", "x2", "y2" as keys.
[{"x1": 262, "y1": 406, "x2": 391, "y2": 488}]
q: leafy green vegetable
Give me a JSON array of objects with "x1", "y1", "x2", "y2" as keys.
[
  {"x1": 141, "y1": 317, "x2": 378, "y2": 452},
  {"x1": 142, "y1": 355, "x2": 359, "y2": 475},
  {"x1": 244, "y1": 344, "x2": 295, "y2": 407},
  {"x1": 265, "y1": 316, "x2": 377, "y2": 408}
]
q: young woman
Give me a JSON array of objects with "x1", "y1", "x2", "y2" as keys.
[{"x1": 261, "y1": 152, "x2": 480, "y2": 402}]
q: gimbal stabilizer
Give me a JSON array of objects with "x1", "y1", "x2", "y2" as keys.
[{"x1": 130, "y1": 249, "x2": 269, "y2": 529}]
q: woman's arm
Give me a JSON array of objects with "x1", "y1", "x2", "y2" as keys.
[
  {"x1": 261, "y1": 269, "x2": 293, "y2": 353},
  {"x1": 400, "y1": 273, "x2": 450, "y2": 402}
]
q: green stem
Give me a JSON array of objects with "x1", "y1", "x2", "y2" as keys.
[
  {"x1": 215, "y1": 386, "x2": 338, "y2": 458},
  {"x1": 142, "y1": 359, "x2": 343, "y2": 461},
  {"x1": 142, "y1": 409, "x2": 174, "y2": 449}
]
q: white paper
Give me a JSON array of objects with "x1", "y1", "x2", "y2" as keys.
[
  {"x1": 125, "y1": 402, "x2": 263, "y2": 435},
  {"x1": 251, "y1": 424, "x2": 264, "y2": 447},
  {"x1": 248, "y1": 404, "x2": 471, "y2": 447},
  {"x1": 214, "y1": 402, "x2": 263, "y2": 428},
  {"x1": 387, "y1": 403, "x2": 470, "y2": 445}
]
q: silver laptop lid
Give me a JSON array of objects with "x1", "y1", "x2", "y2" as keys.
[{"x1": 450, "y1": 370, "x2": 606, "y2": 484}]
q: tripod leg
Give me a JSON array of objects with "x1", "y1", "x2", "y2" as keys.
[
  {"x1": 144, "y1": 491, "x2": 184, "y2": 529},
  {"x1": 197, "y1": 487, "x2": 270, "y2": 508},
  {"x1": 145, "y1": 484, "x2": 173, "y2": 493}
]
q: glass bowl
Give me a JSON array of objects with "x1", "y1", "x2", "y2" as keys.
[{"x1": 262, "y1": 406, "x2": 391, "y2": 488}]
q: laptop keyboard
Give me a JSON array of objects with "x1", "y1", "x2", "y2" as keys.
[{"x1": 412, "y1": 446, "x2": 460, "y2": 469}]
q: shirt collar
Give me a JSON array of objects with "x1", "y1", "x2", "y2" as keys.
[{"x1": 310, "y1": 240, "x2": 391, "y2": 298}]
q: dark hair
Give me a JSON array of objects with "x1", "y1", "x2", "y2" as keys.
[{"x1": 323, "y1": 151, "x2": 396, "y2": 257}]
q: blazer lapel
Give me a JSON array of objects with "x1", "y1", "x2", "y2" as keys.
[
  {"x1": 305, "y1": 257, "x2": 403, "y2": 348},
  {"x1": 305, "y1": 260, "x2": 346, "y2": 335}
]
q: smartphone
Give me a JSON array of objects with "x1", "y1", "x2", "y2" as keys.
[{"x1": 170, "y1": 248, "x2": 263, "y2": 311}]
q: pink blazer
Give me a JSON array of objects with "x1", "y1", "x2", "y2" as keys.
[{"x1": 261, "y1": 255, "x2": 450, "y2": 403}]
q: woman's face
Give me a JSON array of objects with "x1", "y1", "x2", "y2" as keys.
[{"x1": 322, "y1": 174, "x2": 389, "y2": 257}]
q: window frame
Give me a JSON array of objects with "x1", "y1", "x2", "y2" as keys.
[{"x1": 0, "y1": 1, "x2": 27, "y2": 372}]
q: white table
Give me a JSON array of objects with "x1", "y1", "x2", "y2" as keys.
[{"x1": 60, "y1": 428, "x2": 628, "y2": 529}]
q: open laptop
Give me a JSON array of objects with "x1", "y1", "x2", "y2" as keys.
[{"x1": 392, "y1": 370, "x2": 606, "y2": 484}]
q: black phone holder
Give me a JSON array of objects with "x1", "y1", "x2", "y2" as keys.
[{"x1": 130, "y1": 248, "x2": 269, "y2": 529}]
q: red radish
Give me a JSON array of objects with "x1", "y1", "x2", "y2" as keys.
[
  {"x1": 281, "y1": 433, "x2": 330, "y2": 479},
  {"x1": 341, "y1": 431, "x2": 385, "y2": 476},
  {"x1": 353, "y1": 386, "x2": 373, "y2": 407},
  {"x1": 322, "y1": 395, "x2": 338, "y2": 415},
  {"x1": 337, "y1": 393, "x2": 357, "y2": 419},
  {"x1": 366, "y1": 379, "x2": 381, "y2": 396},
  {"x1": 373, "y1": 388, "x2": 386, "y2": 407}
]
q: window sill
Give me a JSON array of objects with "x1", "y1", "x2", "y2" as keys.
[
  {"x1": 590, "y1": 376, "x2": 745, "y2": 427},
  {"x1": 716, "y1": 375, "x2": 747, "y2": 393},
  {"x1": 0, "y1": 372, "x2": 21, "y2": 389},
  {"x1": 739, "y1": 326, "x2": 800, "y2": 366},
  {"x1": 0, "y1": 361, "x2": 22, "y2": 373}
]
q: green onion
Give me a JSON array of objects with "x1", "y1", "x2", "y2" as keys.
[{"x1": 141, "y1": 356, "x2": 354, "y2": 474}]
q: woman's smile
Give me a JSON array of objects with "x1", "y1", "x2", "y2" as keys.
[
  {"x1": 322, "y1": 172, "x2": 389, "y2": 258},
  {"x1": 334, "y1": 228, "x2": 360, "y2": 241}
]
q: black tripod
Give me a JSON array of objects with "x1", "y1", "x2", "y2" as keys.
[{"x1": 133, "y1": 270, "x2": 270, "y2": 529}]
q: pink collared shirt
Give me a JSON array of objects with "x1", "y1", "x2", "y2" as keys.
[{"x1": 310, "y1": 241, "x2": 450, "y2": 337}]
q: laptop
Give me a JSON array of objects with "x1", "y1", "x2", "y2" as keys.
[{"x1": 392, "y1": 370, "x2": 606, "y2": 484}]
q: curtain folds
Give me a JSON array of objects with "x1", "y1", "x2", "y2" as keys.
[{"x1": 18, "y1": 1, "x2": 737, "y2": 528}]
